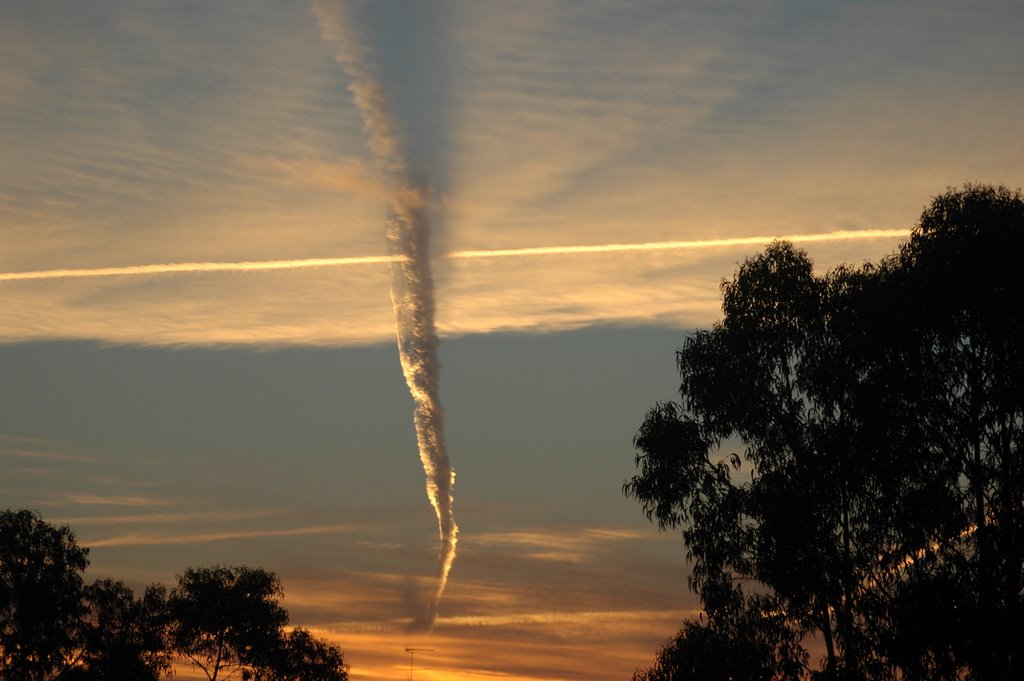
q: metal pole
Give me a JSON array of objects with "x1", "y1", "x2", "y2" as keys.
[{"x1": 405, "y1": 648, "x2": 434, "y2": 681}]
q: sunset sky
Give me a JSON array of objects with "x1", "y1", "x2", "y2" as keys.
[{"x1": 2, "y1": 1, "x2": 1022, "y2": 679}]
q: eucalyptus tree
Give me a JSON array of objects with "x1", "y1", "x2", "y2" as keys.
[
  {"x1": 248, "y1": 628, "x2": 349, "y2": 681},
  {"x1": 627, "y1": 242, "x2": 890, "y2": 678},
  {"x1": 0, "y1": 509, "x2": 351, "y2": 681},
  {"x1": 67, "y1": 579, "x2": 172, "y2": 681},
  {"x1": 0, "y1": 509, "x2": 89, "y2": 681},
  {"x1": 167, "y1": 565, "x2": 349, "y2": 681},
  {"x1": 626, "y1": 184, "x2": 1024, "y2": 680},
  {"x1": 631, "y1": 589, "x2": 805, "y2": 681},
  {"x1": 885, "y1": 184, "x2": 1024, "y2": 679},
  {"x1": 169, "y1": 566, "x2": 289, "y2": 681}
]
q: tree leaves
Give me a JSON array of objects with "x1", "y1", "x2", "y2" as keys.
[
  {"x1": 0, "y1": 509, "x2": 89, "y2": 681},
  {"x1": 628, "y1": 184, "x2": 1024, "y2": 679},
  {"x1": 0, "y1": 511, "x2": 349, "y2": 681}
]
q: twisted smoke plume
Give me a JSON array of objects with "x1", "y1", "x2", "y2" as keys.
[{"x1": 313, "y1": 0, "x2": 456, "y2": 631}]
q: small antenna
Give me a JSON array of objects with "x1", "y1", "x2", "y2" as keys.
[{"x1": 405, "y1": 648, "x2": 434, "y2": 681}]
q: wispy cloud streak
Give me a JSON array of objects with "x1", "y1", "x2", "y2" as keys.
[
  {"x1": 448, "y1": 228, "x2": 910, "y2": 259},
  {"x1": 0, "y1": 255, "x2": 403, "y2": 282},
  {"x1": 85, "y1": 522, "x2": 356, "y2": 548},
  {"x1": 63, "y1": 493, "x2": 171, "y2": 507},
  {"x1": 0, "y1": 447, "x2": 95, "y2": 463},
  {"x1": 0, "y1": 229, "x2": 909, "y2": 282},
  {"x1": 313, "y1": 0, "x2": 457, "y2": 632}
]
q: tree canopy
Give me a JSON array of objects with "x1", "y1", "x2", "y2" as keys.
[
  {"x1": 0, "y1": 509, "x2": 89, "y2": 681},
  {"x1": 248, "y1": 628, "x2": 350, "y2": 681},
  {"x1": 626, "y1": 184, "x2": 1024, "y2": 680},
  {"x1": 68, "y1": 579, "x2": 172, "y2": 681},
  {"x1": 0, "y1": 510, "x2": 348, "y2": 681}
]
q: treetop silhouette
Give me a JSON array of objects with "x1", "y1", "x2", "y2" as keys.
[
  {"x1": 0, "y1": 509, "x2": 349, "y2": 681},
  {"x1": 627, "y1": 184, "x2": 1024, "y2": 680}
]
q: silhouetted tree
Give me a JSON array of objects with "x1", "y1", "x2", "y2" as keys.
[
  {"x1": 885, "y1": 183, "x2": 1024, "y2": 679},
  {"x1": 633, "y1": 586, "x2": 805, "y2": 681},
  {"x1": 64, "y1": 579, "x2": 171, "y2": 681},
  {"x1": 169, "y1": 566, "x2": 288, "y2": 681},
  {"x1": 0, "y1": 510, "x2": 351, "y2": 681},
  {"x1": 249, "y1": 628, "x2": 349, "y2": 681},
  {"x1": 627, "y1": 243, "x2": 891, "y2": 677},
  {"x1": 0, "y1": 509, "x2": 89, "y2": 681},
  {"x1": 627, "y1": 184, "x2": 1024, "y2": 680}
]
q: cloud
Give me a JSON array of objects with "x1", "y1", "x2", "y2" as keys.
[
  {"x1": 0, "y1": 229, "x2": 907, "y2": 283},
  {"x1": 0, "y1": 230, "x2": 907, "y2": 346},
  {"x1": 0, "y1": 1, "x2": 1019, "y2": 351},
  {"x1": 435, "y1": 608, "x2": 697, "y2": 630},
  {"x1": 249, "y1": 551, "x2": 683, "y2": 679},
  {"x1": 52, "y1": 508, "x2": 285, "y2": 527},
  {"x1": 257, "y1": 156, "x2": 390, "y2": 200},
  {"x1": 0, "y1": 1, "x2": 382, "y2": 279},
  {"x1": 471, "y1": 526, "x2": 650, "y2": 563},
  {"x1": 63, "y1": 493, "x2": 173, "y2": 507},
  {"x1": 0, "y1": 447, "x2": 96, "y2": 463},
  {"x1": 0, "y1": 434, "x2": 49, "y2": 445},
  {"x1": 304, "y1": 608, "x2": 698, "y2": 681},
  {"x1": 84, "y1": 522, "x2": 357, "y2": 548},
  {"x1": 312, "y1": 0, "x2": 459, "y2": 632},
  {"x1": 0, "y1": 266, "x2": 398, "y2": 346}
]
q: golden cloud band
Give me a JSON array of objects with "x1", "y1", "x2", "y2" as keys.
[{"x1": 0, "y1": 228, "x2": 909, "y2": 282}]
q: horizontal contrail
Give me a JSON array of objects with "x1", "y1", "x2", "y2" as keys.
[
  {"x1": 447, "y1": 228, "x2": 909, "y2": 259},
  {"x1": 0, "y1": 255, "x2": 404, "y2": 281},
  {"x1": 0, "y1": 228, "x2": 909, "y2": 282}
]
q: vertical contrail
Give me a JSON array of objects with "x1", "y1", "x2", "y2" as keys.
[{"x1": 313, "y1": 0, "x2": 457, "y2": 631}]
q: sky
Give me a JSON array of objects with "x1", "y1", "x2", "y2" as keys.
[{"x1": 1, "y1": 1, "x2": 1022, "y2": 679}]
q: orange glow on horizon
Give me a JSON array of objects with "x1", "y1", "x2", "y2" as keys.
[{"x1": 164, "y1": 604, "x2": 695, "y2": 681}]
